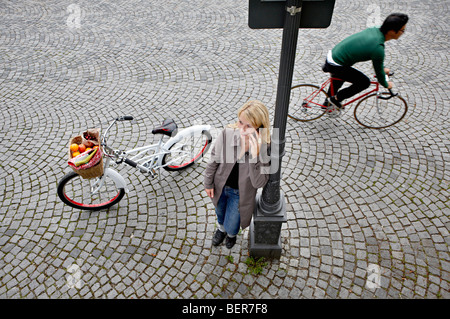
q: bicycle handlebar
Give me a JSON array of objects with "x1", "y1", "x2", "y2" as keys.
[
  {"x1": 378, "y1": 89, "x2": 398, "y2": 100},
  {"x1": 102, "y1": 115, "x2": 134, "y2": 153},
  {"x1": 117, "y1": 116, "x2": 133, "y2": 121},
  {"x1": 377, "y1": 72, "x2": 398, "y2": 100},
  {"x1": 102, "y1": 118, "x2": 153, "y2": 171}
]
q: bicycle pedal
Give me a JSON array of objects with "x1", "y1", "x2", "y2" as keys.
[
  {"x1": 327, "y1": 107, "x2": 341, "y2": 118},
  {"x1": 326, "y1": 105, "x2": 336, "y2": 113}
]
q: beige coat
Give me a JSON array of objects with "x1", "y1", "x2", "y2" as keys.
[{"x1": 204, "y1": 128, "x2": 270, "y2": 229}]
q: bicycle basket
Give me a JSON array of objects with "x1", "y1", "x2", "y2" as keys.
[{"x1": 67, "y1": 128, "x2": 104, "y2": 179}]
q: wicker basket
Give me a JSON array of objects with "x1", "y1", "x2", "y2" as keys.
[{"x1": 68, "y1": 134, "x2": 104, "y2": 179}]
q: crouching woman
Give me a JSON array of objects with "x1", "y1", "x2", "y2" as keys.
[{"x1": 204, "y1": 100, "x2": 271, "y2": 249}]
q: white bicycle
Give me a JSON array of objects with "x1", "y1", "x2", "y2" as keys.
[{"x1": 57, "y1": 116, "x2": 212, "y2": 210}]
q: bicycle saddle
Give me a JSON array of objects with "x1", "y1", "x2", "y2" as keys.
[
  {"x1": 152, "y1": 119, "x2": 178, "y2": 137},
  {"x1": 322, "y1": 63, "x2": 337, "y2": 77},
  {"x1": 322, "y1": 63, "x2": 330, "y2": 73}
]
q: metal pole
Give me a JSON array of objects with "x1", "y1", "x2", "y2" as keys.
[
  {"x1": 259, "y1": 0, "x2": 302, "y2": 215},
  {"x1": 250, "y1": 0, "x2": 302, "y2": 258}
]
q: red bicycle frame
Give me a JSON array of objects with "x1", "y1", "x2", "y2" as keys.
[{"x1": 324, "y1": 77, "x2": 380, "y2": 107}]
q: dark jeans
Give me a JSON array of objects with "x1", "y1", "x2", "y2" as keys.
[
  {"x1": 215, "y1": 186, "x2": 240, "y2": 236},
  {"x1": 323, "y1": 60, "x2": 371, "y2": 102}
]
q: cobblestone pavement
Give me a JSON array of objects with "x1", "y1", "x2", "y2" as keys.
[{"x1": 0, "y1": 0, "x2": 448, "y2": 299}]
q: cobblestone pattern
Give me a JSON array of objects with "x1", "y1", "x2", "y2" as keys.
[{"x1": 0, "y1": 0, "x2": 448, "y2": 299}]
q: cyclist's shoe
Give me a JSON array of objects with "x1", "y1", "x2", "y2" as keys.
[
  {"x1": 329, "y1": 96, "x2": 344, "y2": 110},
  {"x1": 322, "y1": 99, "x2": 331, "y2": 110},
  {"x1": 326, "y1": 98, "x2": 342, "y2": 118}
]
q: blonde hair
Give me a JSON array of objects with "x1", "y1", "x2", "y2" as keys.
[{"x1": 228, "y1": 100, "x2": 271, "y2": 144}]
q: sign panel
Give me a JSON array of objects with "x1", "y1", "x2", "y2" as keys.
[{"x1": 249, "y1": 0, "x2": 336, "y2": 29}]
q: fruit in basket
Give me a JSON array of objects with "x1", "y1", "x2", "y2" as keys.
[
  {"x1": 72, "y1": 151, "x2": 81, "y2": 158},
  {"x1": 83, "y1": 131, "x2": 98, "y2": 148},
  {"x1": 83, "y1": 132, "x2": 97, "y2": 141},
  {"x1": 85, "y1": 147, "x2": 92, "y2": 152},
  {"x1": 84, "y1": 140, "x2": 95, "y2": 148},
  {"x1": 70, "y1": 144, "x2": 79, "y2": 152},
  {"x1": 78, "y1": 144, "x2": 86, "y2": 153}
]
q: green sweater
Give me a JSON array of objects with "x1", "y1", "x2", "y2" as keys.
[{"x1": 331, "y1": 27, "x2": 389, "y2": 88}]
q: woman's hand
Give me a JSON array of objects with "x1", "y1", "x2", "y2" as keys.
[
  {"x1": 205, "y1": 188, "x2": 214, "y2": 198},
  {"x1": 248, "y1": 131, "x2": 262, "y2": 158}
]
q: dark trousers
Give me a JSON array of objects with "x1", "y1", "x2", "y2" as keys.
[{"x1": 323, "y1": 60, "x2": 371, "y2": 102}]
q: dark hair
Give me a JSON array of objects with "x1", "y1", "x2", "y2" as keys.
[{"x1": 380, "y1": 13, "x2": 409, "y2": 35}]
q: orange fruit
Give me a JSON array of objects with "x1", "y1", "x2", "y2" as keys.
[
  {"x1": 78, "y1": 144, "x2": 86, "y2": 153},
  {"x1": 93, "y1": 145, "x2": 99, "y2": 149},
  {"x1": 85, "y1": 148, "x2": 92, "y2": 152},
  {"x1": 72, "y1": 151, "x2": 81, "y2": 158},
  {"x1": 70, "y1": 144, "x2": 79, "y2": 152}
]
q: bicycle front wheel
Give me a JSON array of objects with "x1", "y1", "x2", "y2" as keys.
[
  {"x1": 162, "y1": 129, "x2": 212, "y2": 171},
  {"x1": 288, "y1": 84, "x2": 328, "y2": 122},
  {"x1": 57, "y1": 171, "x2": 125, "y2": 210},
  {"x1": 354, "y1": 93, "x2": 408, "y2": 129}
]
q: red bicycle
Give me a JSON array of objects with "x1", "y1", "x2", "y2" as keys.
[{"x1": 288, "y1": 73, "x2": 408, "y2": 129}]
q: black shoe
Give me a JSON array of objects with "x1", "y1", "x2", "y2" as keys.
[
  {"x1": 322, "y1": 99, "x2": 330, "y2": 110},
  {"x1": 329, "y1": 96, "x2": 344, "y2": 110},
  {"x1": 212, "y1": 229, "x2": 226, "y2": 246},
  {"x1": 225, "y1": 236, "x2": 237, "y2": 249}
]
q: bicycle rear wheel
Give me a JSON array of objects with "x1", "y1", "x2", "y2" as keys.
[
  {"x1": 354, "y1": 93, "x2": 408, "y2": 129},
  {"x1": 162, "y1": 129, "x2": 212, "y2": 171},
  {"x1": 57, "y1": 171, "x2": 125, "y2": 210},
  {"x1": 288, "y1": 84, "x2": 328, "y2": 122}
]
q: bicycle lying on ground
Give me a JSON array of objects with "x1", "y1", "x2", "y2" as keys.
[
  {"x1": 288, "y1": 72, "x2": 408, "y2": 129},
  {"x1": 57, "y1": 116, "x2": 212, "y2": 211}
]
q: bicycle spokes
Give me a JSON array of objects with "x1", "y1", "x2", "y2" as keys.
[
  {"x1": 166, "y1": 134, "x2": 204, "y2": 166},
  {"x1": 288, "y1": 84, "x2": 328, "y2": 122},
  {"x1": 162, "y1": 130, "x2": 212, "y2": 171},
  {"x1": 57, "y1": 172, "x2": 125, "y2": 210},
  {"x1": 354, "y1": 93, "x2": 408, "y2": 129}
]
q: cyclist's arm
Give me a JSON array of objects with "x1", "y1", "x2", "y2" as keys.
[{"x1": 373, "y1": 58, "x2": 389, "y2": 88}]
